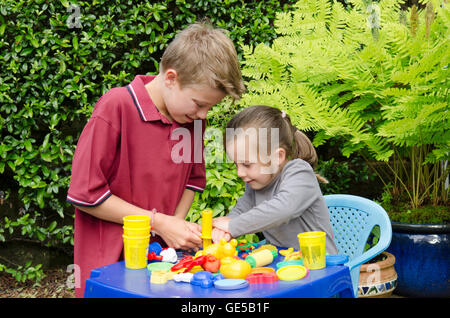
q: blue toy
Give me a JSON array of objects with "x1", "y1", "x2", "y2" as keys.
[
  {"x1": 190, "y1": 271, "x2": 224, "y2": 288},
  {"x1": 214, "y1": 279, "x2": 249, "y2": 290},
  {"x1": 148, "y1": 242, "x2": 162, "y2": 255},
  {"x1": 326, "y1": 254, "x2": 349, "y2": 266}
]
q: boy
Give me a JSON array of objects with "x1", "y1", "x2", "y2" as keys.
[{"x1": 67, "y1": 22, "x2": 245, "y2": 297}]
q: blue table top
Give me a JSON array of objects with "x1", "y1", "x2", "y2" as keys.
[{"x1": 85, "y1": 252, "x2": 354, "y2": 298}]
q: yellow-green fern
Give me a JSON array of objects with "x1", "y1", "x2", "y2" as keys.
[{"x1": 239, "y1": 0, "x2": 449, "y2": 207}]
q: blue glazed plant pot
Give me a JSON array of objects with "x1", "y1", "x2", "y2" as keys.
[{"x1": 387, "y1": 222, "x2": 450, "y2": 298}]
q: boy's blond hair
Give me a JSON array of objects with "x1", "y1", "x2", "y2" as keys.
[{"x1": 160, "y1": 22, "x2": 245, "y2": 100}]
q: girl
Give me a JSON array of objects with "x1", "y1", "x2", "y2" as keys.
[{"x1": 212, "y1": 105, "x2": 338, "y2": 254}]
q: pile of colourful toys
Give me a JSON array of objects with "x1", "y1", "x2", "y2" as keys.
[{"x1": 144, "y1": 209, "x2": 338, "y2": 290}]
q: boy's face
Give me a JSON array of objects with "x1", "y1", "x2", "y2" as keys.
[{"x1": 162, "y1": 70, "x2": 226, "y2": 124}]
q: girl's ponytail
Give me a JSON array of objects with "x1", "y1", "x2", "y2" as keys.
[
  {"x1": 292, "y1": 130, "x2": 329, "y2": 184},
  {"x1": 282, "y1": 114, "x2": 329, "y2": 184}
]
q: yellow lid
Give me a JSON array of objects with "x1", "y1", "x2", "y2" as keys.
[{"x1": 276, "y1": 265, "x2": 308, "y2": 281}]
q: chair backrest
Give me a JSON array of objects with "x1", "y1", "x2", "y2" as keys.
[
  {"x1": 324, "y1": 194, "x2": 392, "y2": 298},
  {"x1": 325, "y1": 194, "x2": 392, "y2": 263}
]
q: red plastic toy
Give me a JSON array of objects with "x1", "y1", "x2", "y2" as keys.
[
  {"x1": 201, "y1": 255, "x2": 221, "y2": 273},
  {"x1": 147, "y1": 252, "x2": 163, "y2": 262},
  {"x1": 171, "y1": 255, "x2": 206, "y2": 273}
]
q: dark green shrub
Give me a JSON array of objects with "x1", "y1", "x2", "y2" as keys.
[
  {"x1": 317, "y1": 156, "x2": 378, "y2": 196},
  {"x1": 0, "y1": 0, "x2": 297, "y2": 281}
]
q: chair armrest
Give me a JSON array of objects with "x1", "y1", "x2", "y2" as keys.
[
  {"x1": 345, "y1": 235, "x2": 391, "y2": 270},
  {"x1": 345, "y1": 249, "x2": 381, "y2": 270}
]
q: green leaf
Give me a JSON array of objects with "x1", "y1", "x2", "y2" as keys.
[
  {"x1": 40, "y1": 152, "x2": 53, "y2": 162},
  {"x1": 41, "y1": 134, "x2": 50, "y2": 151},
  {"x1": 72, "y1": 36, "x2": 78, "y2": 50},
  {"x1": 60, "y1": 0, "x2": 70, "y2": 8},
  {"x1": 30, "y1": 37, "x2": 39, "y2": 48},
  {"x1": 36, "y1": 230, "x2": 46, "y2": 241},
  {"x1": 24, "y1": 140, "x2": 32, "y2": 152},
  {"x1": 36, "y1": 189, "x2": 45, "y2": 209},
  {"x1": 7, "y1": 161, "x2": 15, "y2": 171}
]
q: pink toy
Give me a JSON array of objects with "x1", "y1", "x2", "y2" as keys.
[{"x1": 245, "y1": 272, "x2": 278, "y2": 284}]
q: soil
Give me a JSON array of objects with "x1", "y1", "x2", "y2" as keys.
[{"x1": 0, "y1": 267, "x2": 75, "y2": 298}]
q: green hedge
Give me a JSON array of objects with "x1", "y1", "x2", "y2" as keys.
[{"x1": 0, "y1": 0, "x2": 296, "y2": 266}]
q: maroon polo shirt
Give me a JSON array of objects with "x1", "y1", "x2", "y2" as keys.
[{"x1": 67, "y1": 75, "x2": 206, "y2": 297}]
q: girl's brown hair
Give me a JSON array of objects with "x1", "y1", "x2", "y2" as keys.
[{"x1": 226, "y1": 105, "x2": 328, "y2": 183}]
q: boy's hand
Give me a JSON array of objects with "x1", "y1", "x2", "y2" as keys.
[
  {"x1": 154, "y1": 213, "x2": 202, "y2": 251},
  {"x1": 185, "y1": 221, "x2": 202, "y2": 238},
  {"x1": 212, "y1": 227, "x2": 232, "y2": 244},
  {"x1": 212, "y1": 216, "x2": 230, "y2": 233}
]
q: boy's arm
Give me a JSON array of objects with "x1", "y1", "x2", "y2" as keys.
[
  {"x1": 173, "y1": 188, "x2": 195, "y2": 219},
  {"x1": 74, "y1": 194, "x2": 149, "y2": 225},
  {"x1": 75, "y1": 193, "x2": 202, "y2": 250}
]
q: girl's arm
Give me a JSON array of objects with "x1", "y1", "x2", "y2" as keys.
[
  {"x1": 211, "y1": 185, "x2": 254, "y2": 239},
  {"x1": 226, "y1": 184, "x2": 254, "y2": 218},
  {"x1": 226, "y1": 164, "x2": 321, "y2": 238}
]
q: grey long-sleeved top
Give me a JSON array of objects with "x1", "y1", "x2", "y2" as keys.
[{"x1": 228, "y1": 159, "x2": 338, "y2": 254}]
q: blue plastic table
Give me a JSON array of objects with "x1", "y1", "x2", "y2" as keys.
[{"x1": 84, "y1": 252, "x2": 354, "y2": 298}]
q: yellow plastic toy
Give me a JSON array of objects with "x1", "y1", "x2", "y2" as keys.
[
  {"x1": 150, "y1": 270, "x2": 175, "y2": 284},
  {"x1": 250, "y1": 244, "x2": 278, "y2": 255},
  {"x1": 220, "y1": 259, "x2": 252, "y2": 279},
  {"x1": 245, "y1": 249, "x2": 277, "y2": 268},
  {"x1": 188, "y1": 265, "x2": 204, "y2": 274},
  {"x1": 280, "y1": 248, "x2": 302, "y2": 261},
  {"x1": 197, "y1": 238, "x2": 238, "y2": 260},
  {"x1": 201, "y1": 209, "x2": 213, "y2": 250}
]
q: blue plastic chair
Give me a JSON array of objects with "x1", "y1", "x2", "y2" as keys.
[{"x1": 324, "y1": 194, "x2": 392, "y2": 298}]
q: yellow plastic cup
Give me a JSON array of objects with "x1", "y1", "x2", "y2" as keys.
[
  {"x1": 123, "y1": 215, "x2": 151, "y2": 229},
  {"x1": 123, "y1": 235, "x2": 150, "y2": 269},
  {"x1": 297, "y1": 231, "x2": 326, "y2": 270},
  {"x1": 123, "y1": 226, "x2": 150, "y2": 237}
]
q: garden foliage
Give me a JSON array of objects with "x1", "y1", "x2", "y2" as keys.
[
  {"x1": 239, "y1": 0, "x2": 449, "y2": 209},
  {"x1": 0, "y1": 0, "x2": 295, "y2": 279}
]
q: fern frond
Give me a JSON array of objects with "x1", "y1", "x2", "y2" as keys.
[{"x1": 239, "y1": 0, "x2": 449, "y2": 165}]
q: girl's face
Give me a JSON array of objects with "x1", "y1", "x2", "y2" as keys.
[{"x1": 226, "y1": 132, "x2": 286, "y2": 190}]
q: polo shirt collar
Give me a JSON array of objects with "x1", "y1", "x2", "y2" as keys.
[{"x1": 127, "y1": 75, "x2": 172, "y2": 124}]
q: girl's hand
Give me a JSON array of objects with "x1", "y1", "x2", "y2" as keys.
[
  {"x1": 212, "y1": 216, "x2": 230, "y2": 233},
  {"x1": 212, "y1": 227, "x2": 232, "y2": 244}
]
